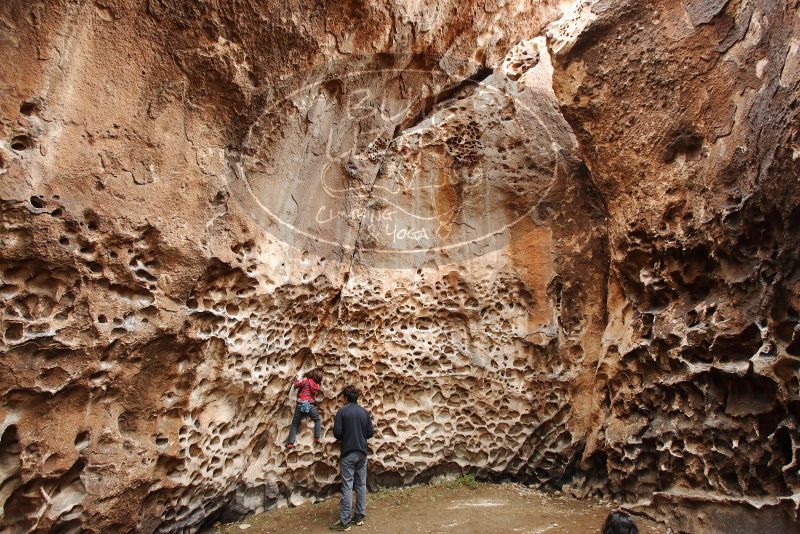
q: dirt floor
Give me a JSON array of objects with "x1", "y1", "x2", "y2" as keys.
[{"x1": 214, "y1": 482, "x2": 666, "y2": 534}]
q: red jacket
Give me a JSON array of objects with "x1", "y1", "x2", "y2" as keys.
[{"x1": 295, "y1": 378, "x2": 320, "y2": 403}]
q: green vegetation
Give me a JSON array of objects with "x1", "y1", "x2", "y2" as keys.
[{"x1": 447, "y1": 473, "x2": 479, "y2": 489}]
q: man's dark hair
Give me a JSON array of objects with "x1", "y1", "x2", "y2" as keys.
[
  {"x1": 307, "y1": 368, "x2": 323, "y2": 384},
  {"x1": 342, "y1": 385, "x2": 359, "y2": 403},
  {"x1": 602, "y1": 511, "x2": 639, "y2": 534}
]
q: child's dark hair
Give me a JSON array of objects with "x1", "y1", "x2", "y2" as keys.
[
  {"x1": 342, "y1": 385, "x2": 359, "y2": 403},
  {"x1": 307, "y1": 368, "x2": 323, "y2": 385},
  {"x1": 602, "y1": 511, "x2": 639, "y2": 534}
]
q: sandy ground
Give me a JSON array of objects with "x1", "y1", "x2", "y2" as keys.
[{"x1": 213, "y1": 482, "x2": 666, "y2": 534}]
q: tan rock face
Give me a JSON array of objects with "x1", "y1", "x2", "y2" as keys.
[
  {"x1": 0, "y1": 0, "x2": 797, "y2": 533},
  {"x1": 549, "y1": 0, "x2": 800, "y2": 530}
]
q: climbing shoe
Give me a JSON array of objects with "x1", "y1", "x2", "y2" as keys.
[
  {"x1": 353, "y1": 515, "x2": 365, "y2": 526},
  {"x1": 285, "y1": 443, "x2": 294, "y2": 449},
  {"x1": 329, "y1": 519, "x2": 351, "y2": 531}
]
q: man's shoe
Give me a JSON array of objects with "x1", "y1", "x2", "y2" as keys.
[
  {"x1": 353, "y1": 515, "x2": 365, "y2": 526},
  {"x1": 329, "y1": 520, "x2": 351, "y2": 531}
]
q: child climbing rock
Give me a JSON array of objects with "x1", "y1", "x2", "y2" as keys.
[{"x1": 286, "y1": 368, "x2": 323, "y2": 448}]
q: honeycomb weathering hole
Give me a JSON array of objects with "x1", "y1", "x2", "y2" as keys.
[
  {"x1": 20, "y1": 101, "x2": 38, "y2": 116},
  {"x1": 9, "y1": 135, "x2": 33, "y2": 152},
  {"x1": 662, "y1": 133, "x2": 704, "y2": 163}
]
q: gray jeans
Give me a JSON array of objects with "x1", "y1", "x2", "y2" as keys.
[
  {"x1": 339, "y1": 451, "x2": 367, "y2": 525},
  {"x1": 287, "y1": 403, "x2": 321, "y2": 443}
]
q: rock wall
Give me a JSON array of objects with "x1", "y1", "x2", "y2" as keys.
[
  {"x1": 0, "y1": 0, "x2": 797, "y2": 533},
  {"x1": 549, "y1": 0, "x2": 800, "y2": 531}
]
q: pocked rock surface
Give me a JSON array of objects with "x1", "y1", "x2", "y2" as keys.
[{"x1": 0, "y1": 0, "x2": 798, "y2": 533}]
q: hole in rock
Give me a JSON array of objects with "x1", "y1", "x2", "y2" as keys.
[
  {"x1": 788, "y1": 205, "x2": 800, "y2": 231},
  {"x1": 662, "y1": 133, "x2": 704, "y2": 163},
  {"x1": 10, "y1": 135, "x2": 33, "y2": 151},
  {"x1": 74, "y1": 430, "x2": 91, "y2": 450},
  {"x1": 4, "y1": 322, "x2": 23, "y2": 341},
  {"x1": 20, "y1": 101, "x2": 39, "y2": 116},
  {"x1": 773, "y1": 427, "x2": 793, "y2": 467}
]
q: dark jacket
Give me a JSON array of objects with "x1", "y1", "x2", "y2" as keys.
[{"x1": 333, "y1": 401, "x2": 374, "y2": 456}]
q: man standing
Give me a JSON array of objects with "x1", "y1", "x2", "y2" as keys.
[{"x1": 330, "y1": 385, "x2": 374, "y2": 531}]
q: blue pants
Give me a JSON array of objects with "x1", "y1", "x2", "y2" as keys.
[
  {"x1": 339, "y1": 451, "x2": 367, "y2": 526},
  {"x1": 287, "y1": 404, "x2": 321, "y2": 443}
]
